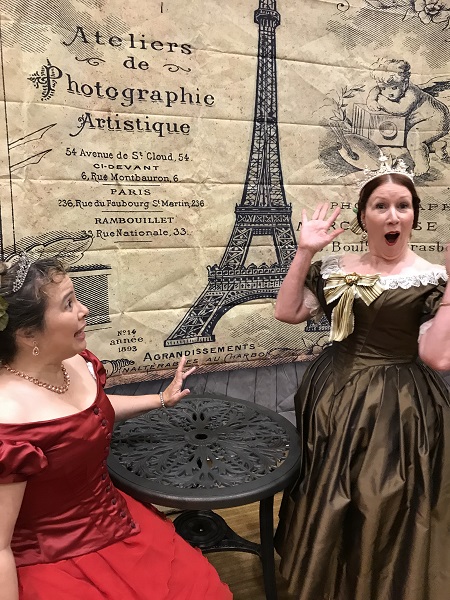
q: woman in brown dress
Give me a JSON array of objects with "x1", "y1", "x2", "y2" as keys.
[{"x1": 274, "y1": 170, "x2": 450, "y2": 600}]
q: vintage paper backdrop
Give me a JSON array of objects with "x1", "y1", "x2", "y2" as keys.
[{"x1": 1, "y1": 0, "x2": 449, "y2": 383}]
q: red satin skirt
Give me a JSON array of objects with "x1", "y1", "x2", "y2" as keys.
[{"x1": 18, "y1": 493, "x2": 232, "y2": 600}]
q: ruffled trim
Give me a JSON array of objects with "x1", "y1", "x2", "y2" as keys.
[
  {"x1": 304, "y1": 288, "x2": 322, "y2": 316},
  {"x1": 321, "y1": 255, "x2": 448, "y2": 290},
  {"x1": 419, "y1": 320, "x2": 434, "y2": 337},
  {"x1": 381, "y1": 271, "x2": 448, "y2": 289}
]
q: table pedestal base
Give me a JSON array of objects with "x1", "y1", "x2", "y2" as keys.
[
  {"x1": 109, "y1": 396, "x2": 301, "y2": 600},
  {"x1": 174, "y1": 509, "x2": 261, "y2": 555},
  {"x1": 174, "y1": 496, "x2": 277, "y2": 600}
]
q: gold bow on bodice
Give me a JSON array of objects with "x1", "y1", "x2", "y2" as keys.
[{"x1": 324, "y1": 273, "x2": 384, "y2": 342}]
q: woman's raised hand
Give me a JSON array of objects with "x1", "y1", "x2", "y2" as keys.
[
  {"x1": 298, "y1": 203, "x2": 344, "y2": 254},
  {"x1": 162, "y1": 357, "x2": 196, "y2": 407}
]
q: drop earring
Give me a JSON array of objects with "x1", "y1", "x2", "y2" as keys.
[
  {"x1": 350, "y1": 210, "x2": 368, "y2": 241},
  {"x1": 350, "y1": 215, "x2": 363, "y2": 235},
  {"x1": 361, "y1": 223, "x2": 368, "y2": 242},
  {"x1": 32, "y1": 341, "x2": 40, "y2": 356}
]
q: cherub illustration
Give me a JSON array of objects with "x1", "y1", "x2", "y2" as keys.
[{"x1": 366, "y1": 59, "x2": 450, "y2": 175}]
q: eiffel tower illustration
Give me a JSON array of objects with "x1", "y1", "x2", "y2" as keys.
[{"x1": 165, "y1": 0, "x2": 297, "y2": 346}]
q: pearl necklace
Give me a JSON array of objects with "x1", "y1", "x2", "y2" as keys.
[{"x1": 3, "y1": 363, "x2": 70, "y2": 394}]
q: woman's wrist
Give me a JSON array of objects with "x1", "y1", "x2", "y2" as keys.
[{"x1": 295, "y1": 246, "x2": 316, "y2": 260}]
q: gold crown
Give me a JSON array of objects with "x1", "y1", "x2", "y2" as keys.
[{"x1": 357, "y1": 152, "x2": 414, "y2": 190}]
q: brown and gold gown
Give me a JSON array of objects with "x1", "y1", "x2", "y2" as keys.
[{"x1": 274, "y1": 255, "x2": 450, "y2": 600}]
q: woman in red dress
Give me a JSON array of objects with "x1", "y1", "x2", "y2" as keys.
[{"x1": 0, "y1": 256, "x2": 232, "y2": 600}]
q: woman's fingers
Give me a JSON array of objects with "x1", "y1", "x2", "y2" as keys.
[
  {"x1": 300, "y1": 204, "x2": 342, "y2": 251},
  {"x1": 311, "y1": 203, "x2": 327, "y2": 221},
  {"x1": 183, "y1": 366, "x2": 196, "y2": 379},
  {"x1": 326, "y1": 206, "x2": 341, "y2": 227},
  {"x1": 305, "y1": 204, "x2": 340, "y2": 228},
  {"x1": 329, "y1": 227, "x2": 345, "y2": 241},
  {"x1": 317, "y1": 203, "x2": 329, "y2": 221},
  {"x1": 302, "y1": 208, "x2": 308, "y2": 224},
  {"x1": 170, "y1": 358, "x2": 196, "y2": 401},
  {"x1": 176, "y1": 356, "x2": 187, "y2": 371},
  {"x1": 175, "y1": 357, "x2": 196, "y2": 377},
  {"x1": 310, "y1": 204, "x2": 323, "y2": 220}
]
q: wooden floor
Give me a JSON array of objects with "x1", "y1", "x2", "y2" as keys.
[{"x1": 167, "y1": 493, "x2": 295, "y2": 600}]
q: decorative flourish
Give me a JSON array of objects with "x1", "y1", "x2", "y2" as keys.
[
  {"x1": 337, "y1": 0, "x2": 350, "y2": 10},
  {"x1": 28, "y1": 59, "x2": 62, "y2": 101},
  {"x1": 75, "y1": 57, "x2": 105, "y2": 66},
  {"x1": 327, "y1": 85, "x2": 365, "y2": 126},
  {"x1": 163, "y1": 63, "x2": 192, "y2": 73},
  {"x1": 410, "y1": 0, "x2": 450, "y2": 26},
  {"x1": 7, "y1": 124, "x2": 55, "y2": 173},
  {"x1": 365, "y1": 0, "x2": 410, "y2": 6},
  {"x1": 102, "y1": 358, "x2": 135, "y2": 377},
  {"x1": 364, "y1": 0, "x2": 450, "y2": 29},
  {"x1": 10, "y1": 149, "x2": 52, "y2": 173},
  {"x1": 111, "y1": 397, "x2": 289, "y2": 489},
  {"x1": 6, "y1": 232, "x2": 93, "y2": 269},
  {"x1": 8, "y1": 123, "x2": 56, "y2": 151}
]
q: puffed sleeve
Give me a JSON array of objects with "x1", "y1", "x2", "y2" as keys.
[
  {"x1": 303, "y1": 260, "x2": 325, "y2": 319},
  {"x1": 80, "y1": 349, "x2": 107, "y2": 387},
  {"x1": 420, "y1": 283, "x2": 447, "y2": 325},
  {"x1": 0, "y1": 440, "x2": 48, "y2": 484},
  {"x1": 419, "y1": 282, "x2": 447, "y2": 337},
  {"x1": 304, "y1": 260, "x2": 323, "y2": 297}
]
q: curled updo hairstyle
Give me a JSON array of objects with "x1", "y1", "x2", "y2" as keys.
[
  {"x1": 357, "y1": 173, "x2": 421, "y2": 230},
  {"x1": 0, "y1": 257, "x2": 66, "y2": 363}
]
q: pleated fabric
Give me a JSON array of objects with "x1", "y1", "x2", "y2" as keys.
[
  {"x1": 275, "y1": 259, "x2": 450, "y2": 600},
  {"x1": 18, "y1": 492, "x2": 232, "y2": 600}
]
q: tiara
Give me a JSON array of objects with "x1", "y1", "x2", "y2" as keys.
[
  {"x1": 12, "y1": 253, "x2": 32, "y2": 292},
  {"x1": 357, "y1": 152, "x2": 414, "y2": 190}
]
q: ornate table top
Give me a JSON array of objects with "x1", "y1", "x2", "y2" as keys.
[{"x1": 108, "y1": 394, "x2": 301, "y2": 509}]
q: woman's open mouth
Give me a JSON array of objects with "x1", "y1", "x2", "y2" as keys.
[{"x1": 385, "y1": 232, "x2": 400, "y2": 246}]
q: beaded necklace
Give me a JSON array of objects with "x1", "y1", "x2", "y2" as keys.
[{"x1": 3, "y1": 363, "x2": 70, "y2": 394}]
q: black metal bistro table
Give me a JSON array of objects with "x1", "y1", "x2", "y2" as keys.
[{"x1": 107, "y1": 394, "x2": 301, "y2": 600}]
